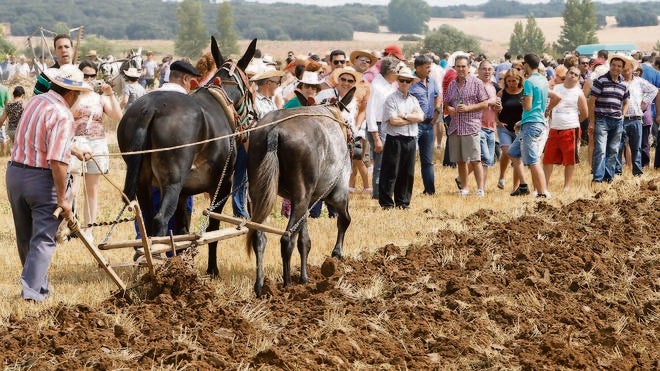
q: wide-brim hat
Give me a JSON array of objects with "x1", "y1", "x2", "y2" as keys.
[
  {"x1": 170, "y1": 60, "x2": 201, "y2": 77},
  {"x1": 608, "y1": 53, "x2": 632, "y2": 70},
  {"x1": 124, "y1": 67, "x2": 141, "y2": 78},
  {"x1": 332, "y1": 67, "x2": 362, "y2": 84},
  {"x1": 87, "y1": 50, "x2": 97, "y2": 57},
  {"x1": 45, "y1": 65, "x2": 92, "y2": 92},
  {"x1": 297, "y1": 71, "x2": 322, "y2": 88},
  {"x1": 394, "y1": 63, "x2": 418, "y2": 81},
  {"x1": 262, "y1": 54, "x2": 276, "y2": 66},
  {"x1": 350, "y1": 50, "x2": 376, "y2": 68},
  {"x1": 250, "y1": 67, "x2": 285, "y2": 82}
]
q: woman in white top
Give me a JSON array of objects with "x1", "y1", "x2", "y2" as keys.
[{"x1": 70, "y1": 61, "x2": 123, "y2": 241}]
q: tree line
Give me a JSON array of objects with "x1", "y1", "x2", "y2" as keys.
[{"x1": 0, "y1": 0, "x2": 657, "y2": 41}]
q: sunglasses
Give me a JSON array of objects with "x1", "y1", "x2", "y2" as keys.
[
  {"x1": 580, "y1": 61, "x2": 590, "y2": 65},
  {"x1": 332, "y1": 60, "x2": 346, "y2": 65},
  {"x1": 339, "y1": 77, "x2": 355, "y2": 84},
  {"x1": 398, "y1": 78, "x2": 413, "y2": 84},
  {"x1": 301, "y1": 83, "x2": 317, "y2": 89},
  {"x1": 83, "y1": 73, "x2": 96, "y2": 79}
]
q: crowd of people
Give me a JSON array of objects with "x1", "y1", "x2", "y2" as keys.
[{"x1": 2, "y1": 33, "x2": 660, "y2": 302}]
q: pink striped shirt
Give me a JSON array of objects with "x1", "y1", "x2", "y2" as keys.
[
  {"x1": 444, "y1": 75, "x2": 489, "y2": 135},
  {"x1": 11, "y1": 90, "x2": 75, "y2": 168}
]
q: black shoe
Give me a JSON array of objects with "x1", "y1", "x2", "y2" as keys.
[
  {"x1": 510, "y1": 185, "x2": 530, "y2": 196},
  {"x1": 454, "y1": 177, "x2": 461, "y2": 190}
]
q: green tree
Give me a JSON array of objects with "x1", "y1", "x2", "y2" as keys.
[
  {"x1": 616, "y1": 6, "x2": 659, "y2": 27},
  {"x1": 508, "y1": 14, "x2": 547, "y2": 56},
  {"x1": 0, "y1": 27, "x2": 17, "y2": 56},
  {"x1": 554, "y1": 0, "x2": 597, "y2": 54},
  {"x1": 175, "y1": 0, "x2": 208, "y2": 60},
  {"x1": 387, "y1": 0, "x2": 430, "y2": 34},
  {"x1": 216, "y1": 2, "x2": 239, "y2": 55},
  {"x1": 422, "y1": 24, "x2": 482, "y2": 56}
]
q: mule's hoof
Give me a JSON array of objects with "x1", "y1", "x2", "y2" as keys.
[
  {"x1": 206, "y1": 268, "x2": 220, "y2": 278},
  {"x1": 299, "y1": 275, "x2": 309, "y2": 284},
  {"x1": 331, "y1": 249, "x2": 343, "y2": 260}
]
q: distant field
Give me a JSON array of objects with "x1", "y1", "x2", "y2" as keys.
[{"x1": 7, "y1": 15, "x2": 660, "y2": 61}]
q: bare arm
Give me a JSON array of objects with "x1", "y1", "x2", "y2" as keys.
[
  {"x1": 522, "y1": 95, "x2": 532, "y2": 112},
  {"x1": 101, "y1": 83, "x2": 123, "y2": 122},
  {"x1": 588, "y1": 96, "x2": 596, "y2": 127},
  {"x1": 577, "y1": 93, "x2": 588, "y2": 122}
]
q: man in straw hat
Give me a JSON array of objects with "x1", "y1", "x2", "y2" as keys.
[
  {"x1": 589, "y1": 53, "x2": 630, "y2": 184},
  {"x1": 379, "y1": 63, "x2": 424, "y2": 210},
  {"x1": 7, "y1": 65, "x2": 92, "y2": 302}
]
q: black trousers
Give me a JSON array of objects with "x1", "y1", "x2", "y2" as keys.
[
  {"x1": 641, "y1": 124, "x2": 651, "y2": 168},
  {"x1": 378, "y1": 135, "x2": 416, "y2": 209}
]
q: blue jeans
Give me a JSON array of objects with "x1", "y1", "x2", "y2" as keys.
[
  {"x1": 417, "y1": 122, "x2": 435, "y2": 194},
  {"x1": 616, "y1": 118, "x2": 643, "y2": 176},
  {"x1": 480, "y1": 128, "x2": 496, "y2": 167},
  {"x1": 232, "y1": 145, "x2": 249, "y2": 218},
  {"x1": 592, "y1": 116, "x2": 623, "y2": 181}
]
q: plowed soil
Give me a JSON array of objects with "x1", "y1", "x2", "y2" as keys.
[{"x1": 2, "y1": 181, "x2": 659, "y2": 369}]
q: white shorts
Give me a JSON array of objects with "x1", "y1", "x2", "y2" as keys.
[{"x1": 69, "y1": 136, "x2": 110, "y2": 174}]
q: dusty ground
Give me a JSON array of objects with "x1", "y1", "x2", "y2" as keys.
[{"x1": 1, "y1": 180, "x2": 658, "y2": 369}]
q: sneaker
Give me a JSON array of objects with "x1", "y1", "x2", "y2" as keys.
[
  {"x1": 458, "y1": 189, "x2": 470, "y2": 196},
  {"x1": 510, "y1": 185, "x2": 530, "y2": 196},
  {"x1": 536, "y1": 192, "x2": 551, "y2": 199},
  {"x1": 476, "y1": 189, "x2": 485, "y2": 197},
  {"x1": 454, "y1": 177, "x2": 461, "y2": 190},
  {"x1": 497, "y1": 178, "x2": 505, "y2": 189}
]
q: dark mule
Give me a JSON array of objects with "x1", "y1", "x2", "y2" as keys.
[
  {"x1": 117, "y1": 37, "x2": 257, "y2": 276},
  {"x1": 245, "y1": 104, "x2": 353, "y2": 297}
]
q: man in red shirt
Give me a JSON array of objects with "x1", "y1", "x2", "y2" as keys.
[{"x1": 7, "y1": 65, "x2": 91, "y2": 302}]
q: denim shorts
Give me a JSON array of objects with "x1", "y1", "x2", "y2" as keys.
[
  {"x1": 507, "y1": 122, "x2": 546, "y2": 166},
  {"x1": 480, "y1": 128, "x2": 496, "y2": 167},
  {"x1": 497, "y1": 126, "x2": 516, "y2": 147}
]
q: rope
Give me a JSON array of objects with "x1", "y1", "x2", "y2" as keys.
[{"x1": 97, "y1": 111, "x2": 345, "y2": 157}]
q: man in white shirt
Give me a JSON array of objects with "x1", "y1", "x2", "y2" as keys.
[{"x1": 156, "y1": 60, "x2": 200, "y2": 94}]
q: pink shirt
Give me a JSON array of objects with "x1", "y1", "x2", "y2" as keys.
[
  {"x1": 11, "y1": 90, "x2": 75, "y2": 168},
  {"x1": 481, "y1": 82, "x2": 497, "y2": 130}
]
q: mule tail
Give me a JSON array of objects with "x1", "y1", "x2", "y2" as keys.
[
  {"x1": 246, "y1": 129, "x2": 280, "y2": 255},
  {"x1": 121, "y1": 108, "x2": 156, "y2": 203}
]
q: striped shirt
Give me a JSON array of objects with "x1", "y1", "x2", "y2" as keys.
[
  {"x1": 11, "y1": 90, "x2": 76, "y2": 168},
  {"x1": 254, "y1": 92, "x2": 278, "y2": 119},
  {"x1": 624, "y1": 76, "x2": 658, "y2": 118},
  {"x1": 444, "y1": 75, "x2": 489, "y2": 135},
  {"x1": 591, "y1": 72, "x2": 630, "y2": 118}
]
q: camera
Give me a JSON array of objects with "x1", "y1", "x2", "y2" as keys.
[{"x1": 90, "y1": 80, "x2": 104, "y2": 94}]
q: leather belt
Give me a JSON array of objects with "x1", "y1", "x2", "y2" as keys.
[{"x1": 8, "y1": 161, "x2": 50, "y2": 171}]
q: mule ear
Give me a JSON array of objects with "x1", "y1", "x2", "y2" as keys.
[
  {"x1": 237, "y1": 39, "x2": 257, "y2": 71},
  {"x1": 211, "y1": 36, "x2": 224, "y2": 68},
  {"x1": 294, "y1": 90, "x2": 309, "y2": 106},
  {"x1": 339, "y1": 86, "x2": 356, "y2": 111}
]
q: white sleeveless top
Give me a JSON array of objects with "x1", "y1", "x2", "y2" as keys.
[{"x1": 550, "y1": 84, "x2": 582, "y2": 130}]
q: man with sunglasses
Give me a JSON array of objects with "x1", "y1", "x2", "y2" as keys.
[
  {"x1": 378, "y1": 64, "x2": 424, "y2": 210},
  {"x1": 320, "y1": 49, "x2": 347, "y2": 90}
]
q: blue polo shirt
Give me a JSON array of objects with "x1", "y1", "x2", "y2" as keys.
[
  {"x1": 409, "y1": 76, "x2": 439, "y2": 121},
  {"x1": 521, "y1": 72, "x2": 548, "y2": 125}
]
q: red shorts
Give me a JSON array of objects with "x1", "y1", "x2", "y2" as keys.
[{"x1": 543, "y1": 128, "x2": 580, "y2": 166}]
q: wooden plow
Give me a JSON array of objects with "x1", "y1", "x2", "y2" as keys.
[{"x1": 55, "y1": 201, "x2": 288, "y2": 293}]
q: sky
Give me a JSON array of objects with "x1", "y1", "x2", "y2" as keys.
[{"x1": 234, "y1": 0, "x2": 646, "y2": 5}]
